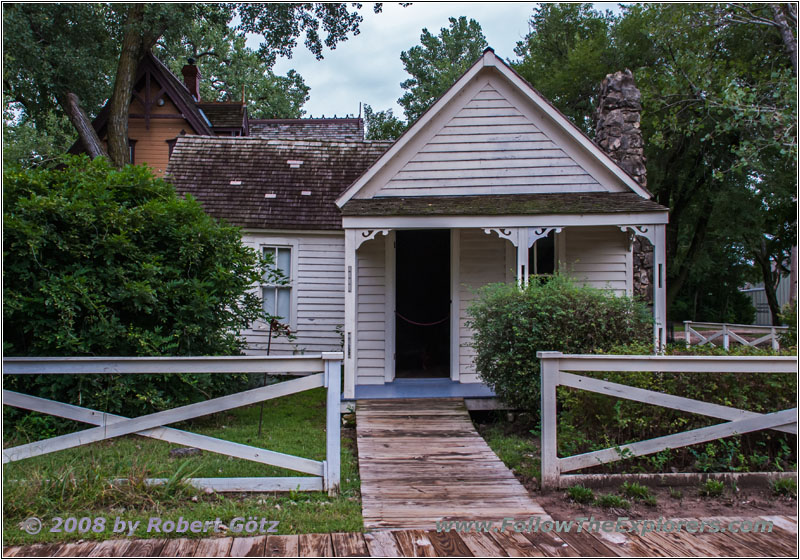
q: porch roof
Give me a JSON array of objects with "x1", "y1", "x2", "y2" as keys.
[{"x1": 341, "y1": 192, "x2": 668, "y2": 217}]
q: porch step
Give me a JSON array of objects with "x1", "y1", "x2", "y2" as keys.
[
  {"x1": 356, "y1": 398, "x2": 549, "y2": 530},
  {"x1": 353, "y1": 378, "x2": 496, "y2": 400}
]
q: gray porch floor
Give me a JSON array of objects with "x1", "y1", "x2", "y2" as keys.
[{"x1": 352, "y1": 378, "x2": 495, "y2": 400}]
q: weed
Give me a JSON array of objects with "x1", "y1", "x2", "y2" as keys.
[
  {"x1": 565, "y1": 485, "x2": 595, "y2": 504},
  {"x1": 669, "y1": 487, "x2": 683, "y2": 500},
  {"x1": 620, "y1": 481, "x2": 653, "y2": 501},
  {"x1": 771, "y1": 477, "x2": 797, "y2": 498},
  {"x1": 642, "y1": 495, "x2": 658, "y2": 507},
  {"x1": 594, "y1": 494, "x2": 631, "y2": 509},
  {"x1": 698, "y1": 479, "x2": 725, "y2": 497}
]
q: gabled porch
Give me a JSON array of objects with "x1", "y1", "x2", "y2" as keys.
[{"x1": 339, "y1": 197, "x2": 668, "y2": 400}]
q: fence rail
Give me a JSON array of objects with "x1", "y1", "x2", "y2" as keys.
[
  {"x1": 683, "y1": 321, "x2": 788, "y2": 351},
  {"x1": 537, "y1": 352, "x2": 798, "y2": 489},
  {"x1": 3, "y1": 353, "x2": 342, "y2": 495}
]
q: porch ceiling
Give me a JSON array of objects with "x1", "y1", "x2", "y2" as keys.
[{"x1": 341, "y1": 192, "x2": 668, "y2": 217}]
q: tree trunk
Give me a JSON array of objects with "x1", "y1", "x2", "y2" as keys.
[
  {"x1": 754, "y1": 243, "x2": 783, "y2": 326},
  {"x1": 59, "y1": 92, "x2": 108, "y2": 159},
  {"x1": 666, "y1": 195, "x2": 714, "y2": 310},
  {"x1": 106, "y1": 4, "x2": 147, "y2": 168},
  {"x1": 772, "y1": 4, "x2": 798, "y2": 76}
]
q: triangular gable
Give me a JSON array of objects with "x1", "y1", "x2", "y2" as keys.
[{"x1": 337, "y1": 49, "x2": 650, "y2": 206}]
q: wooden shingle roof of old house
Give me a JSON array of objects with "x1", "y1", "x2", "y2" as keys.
[
  {"x1": 249, "y1": 118, "x2": 364, "y2": 141},
  {"x1": 166, "y1": 136, "x2": 391, "y2": 230},
  {"x1": 196, "y1": 102, "x2": 248, "y2": 131}
]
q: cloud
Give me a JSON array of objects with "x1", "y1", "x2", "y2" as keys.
[{"x1": 268, "y1": 2, "x2": 538, "y2": 118}]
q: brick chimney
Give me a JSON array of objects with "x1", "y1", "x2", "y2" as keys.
[
  {"x1": 181, "y1": 58, "x2": 201, "y2": 101},
  {"x1": 594, "y1": 69, "x2": 652, "y2": 301}
]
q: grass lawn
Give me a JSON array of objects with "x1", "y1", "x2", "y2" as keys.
[{"x1": 3, "y1": 387, "x2": 362, "y2": 545}]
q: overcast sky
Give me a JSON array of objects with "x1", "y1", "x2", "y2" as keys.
[{"x1": 269, "y1": 3, "x2": 540, "y2": 120}]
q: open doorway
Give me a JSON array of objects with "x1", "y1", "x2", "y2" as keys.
[{"x1": 395, "y1": 230, "x2": 450, "y2": 378}]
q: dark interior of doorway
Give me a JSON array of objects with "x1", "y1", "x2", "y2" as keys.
[{"x1": 395, "y1": 230, "x2": 450, "y2": 379}]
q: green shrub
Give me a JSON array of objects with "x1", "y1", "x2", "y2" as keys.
[
  {"x1": 3, "y1": 157, "x2": 267, "y2": 420},
  {"x1": 779, "y1": 300, "x2": 797, "y2": 349},
  {"x1": 771, "y1": 477, "x2": 797, "y2": 498},
  {"x1": 467, "y1": 274, "x2": 652, "y2": 411},
  {"x1": 565, "y1": 485, "x2": 595, "y2": 504},
  {"x1": 698, "y1": 479, "x2": 724, "y2": 497}
]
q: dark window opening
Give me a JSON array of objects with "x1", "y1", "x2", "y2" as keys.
[
  {"x1": 529, "y1": 231, "x2": 555, "y2": 275},
  {"x1": 395, "y1": 230, "x2": 450, "y2": 379},
  {"x1": 128, "y1": 139, "x2": 137, "y2": 164}
]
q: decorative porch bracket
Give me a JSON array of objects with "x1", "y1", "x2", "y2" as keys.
[
  {"x1": 619, "y1": 224, "x2": 667, "y2": 352},
  {"x1": 484, "y1": 227, "x2": 562, "y2": 287},
  {"x1": 355, "y1": 229, "x2": 390, "y2": 250}
]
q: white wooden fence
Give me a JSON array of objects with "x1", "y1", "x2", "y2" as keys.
[
  {"x1": 684, "y1": 321, "x2": 788, "y2": 350},
  {"x1": 538, "y1": 352, "x2": 798, "y2": 489},
  {"x1": 3, "y1": 353, "x2": 342, "y2": 495}
]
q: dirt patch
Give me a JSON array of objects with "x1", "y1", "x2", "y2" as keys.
[{"x1": 530, "y1": 481, "x2": 797, "y2": 521}]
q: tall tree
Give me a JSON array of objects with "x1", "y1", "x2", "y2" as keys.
[
  {"x1": 4, "y1": 3, "x2": 383, "y2": 167},
  {"x1": 363, "y1": 104, "x2": 406, "y2": 140},
  {"x1": 398, "y1": 16, "x2": 488, "y2": 123}
]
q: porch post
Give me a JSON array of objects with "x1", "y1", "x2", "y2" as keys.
[
  {"x1": 343, "y1": 229, "x2": 356, "y2": 399},
  {"x1": 516, "y1": 228, "x2": 529, "y2": 287},
  {"x1": 653, "y1": 224, "x2": 667, "y2": 352}
]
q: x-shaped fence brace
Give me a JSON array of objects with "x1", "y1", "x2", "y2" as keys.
[
  {"x1": 538, "y1": 353, "x2": 798, "y2": 488},
  {"x1": 3, "y1": 354, "x2": 342, "y2": 493}
]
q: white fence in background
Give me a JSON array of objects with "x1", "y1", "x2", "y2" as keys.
[
  {"x1": 684, "y1": 321, "x2": 788, "y2": 351},
  {"x1": 3, "y1": 353, "x2": 342, "y2": 495},
  {"x1": 538, "y1": 352, "x2": 798, "y2": 489}
]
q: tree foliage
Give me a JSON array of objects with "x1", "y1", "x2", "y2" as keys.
[
  {"x1": 3, "y1": 3, "x2": 381, "y2": 166},
  {"x1": 363, "y1": 104, "x2": 406, "y2": 140},
  {"x1": 514, "y1": 3, "x2": 797, "y2": 324},
  {"x1": 398, "y1": 16, "x2": 488, "y2": 123}
]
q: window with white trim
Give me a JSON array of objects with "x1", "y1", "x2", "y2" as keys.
[{"x1": 261, "y1": 246, "x2": 293, "y2": 325}]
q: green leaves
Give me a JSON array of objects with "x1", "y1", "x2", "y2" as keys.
[{"x1": 3, "y1": 156, "x2": 265, "y2": 415}]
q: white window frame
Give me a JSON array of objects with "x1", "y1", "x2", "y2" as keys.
[{"x1": 258, "y1": 240, "x2": 298, "y2": 331}]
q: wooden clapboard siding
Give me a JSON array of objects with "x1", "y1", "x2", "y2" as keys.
[
  {"x1": 128, "y1": 82, "x2": 197, "y2": 177},
  {"x1": 564, "y1": 227, "x2": 630, "y2": 295},
  {"x1": 458, "y1": 229, "x2": 511, "y2": 383},
  {"x1": 378, "y1": 83, "x2": 604, "y2": 197},
  {"x1": 242, "y1": 233, "x2": 345, "y2": 355},
  {"x1": 356, "y1": 238, "x2": 386, "y2": 385}
]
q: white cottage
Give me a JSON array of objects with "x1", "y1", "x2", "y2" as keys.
[{"x1": 168, "y1": 49, "x2": 669, "y2": 402}]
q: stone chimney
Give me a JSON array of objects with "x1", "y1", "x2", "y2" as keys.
[
  {"x1": 594, "y1": 69, "x2": 646, "y2": 188},
  {"x1": 594, "y1": 69, "x2": 652, "y2": 301},
  {"x1": 181, "y1": 58, "x2": 201, "y2": 101}
]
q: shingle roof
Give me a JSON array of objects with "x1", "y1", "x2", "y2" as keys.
[
  {"x1": 249, "y1": 118, "x2": 364, "y2": 141},
  {"x1": 197, "y1": 102, "x2": 247, "y2": 129},
  {"x1": 341, "y1": 193, "x2": 669, "y2": 216},
  {"x1": 166, "y1": 136, "x2": 392, "y2": 230}
]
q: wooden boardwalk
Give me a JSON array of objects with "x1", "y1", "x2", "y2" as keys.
[
  {"x1": 4, "y1": 516, "x2": 797, "y2": 557},
  {"x1": 356, "y1": 398, "x2": 549, "y2": 530}
]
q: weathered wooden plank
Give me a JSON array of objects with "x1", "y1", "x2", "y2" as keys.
[
  {"x1": 557, "y1": 530, "x2": 621, "y2": 557},
  {"x1": 265, "y1": 535, "x2": 299, "y2": 557},
  {"x1": 11, "y1": 543, "x2": 63, "y2": 557},
  {"x1": 458, "y1": 531, "x2": 508, "y2": 556},
  {"x1": 761, "y1": 515, "x2": 797, "y2": 534},
  {"x1": 523, "y1": 530, "x2": 580, "y2": 557},
  {"x1": 87, "y1": 539, "x2": 134, "y2": 557},
  {"x1": 424, "y1": 530, "x2": 474, "y2": 556},
  {"x1": 330, "y1": 532, "x2": 369, "y2": 557},
  {"x1": 53, "y1": 541, "x2": 100, "y2": 557},
  {"x1": 298, "y1": 533, "x2": 333, "y2": 557},
  {"x1": 713, "y1": 517, "x2": 796, "y2": 556},
  {"x1": 364, "y1": 532, "x2": 401, "y2": 557},
  {"x1": 229, "y1": 536, "x2": 267, "y2": 557},
  {"x1": 122, "y1": 538, "x2": 167, "y2": 557},
  {"x1": 193, "y1": 538, "x2": 233, "y2": 557},
  {"x1": 392, "y1": 530, "x2": 437, "y2": 557},
  {"x1": 489, "y1": 530, "x2": 544, "y2": 557},
  {"x1": 159, "y1": 538, "x2": 200, "y2": 557}
]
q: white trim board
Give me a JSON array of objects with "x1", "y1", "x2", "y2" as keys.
[{"x1": 342, "y1": 212, "x2": 668, "y2": 230}]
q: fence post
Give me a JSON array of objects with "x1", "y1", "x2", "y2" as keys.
[
  {"x1": 684, "y1": 321, "x2": 691, "y2": 348},
  {"x1": 537, "y1": 351, "x2": 561, "y2": 490},
  {"x1": 322, "y1": 352, "x2": 342, "y2": 496},
  {"x1": 771, "y1": 327, "x2": 779, "y2": 351},
  {"x1": 722, "y1": 324, "x2": 729, "y2": 350}
]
